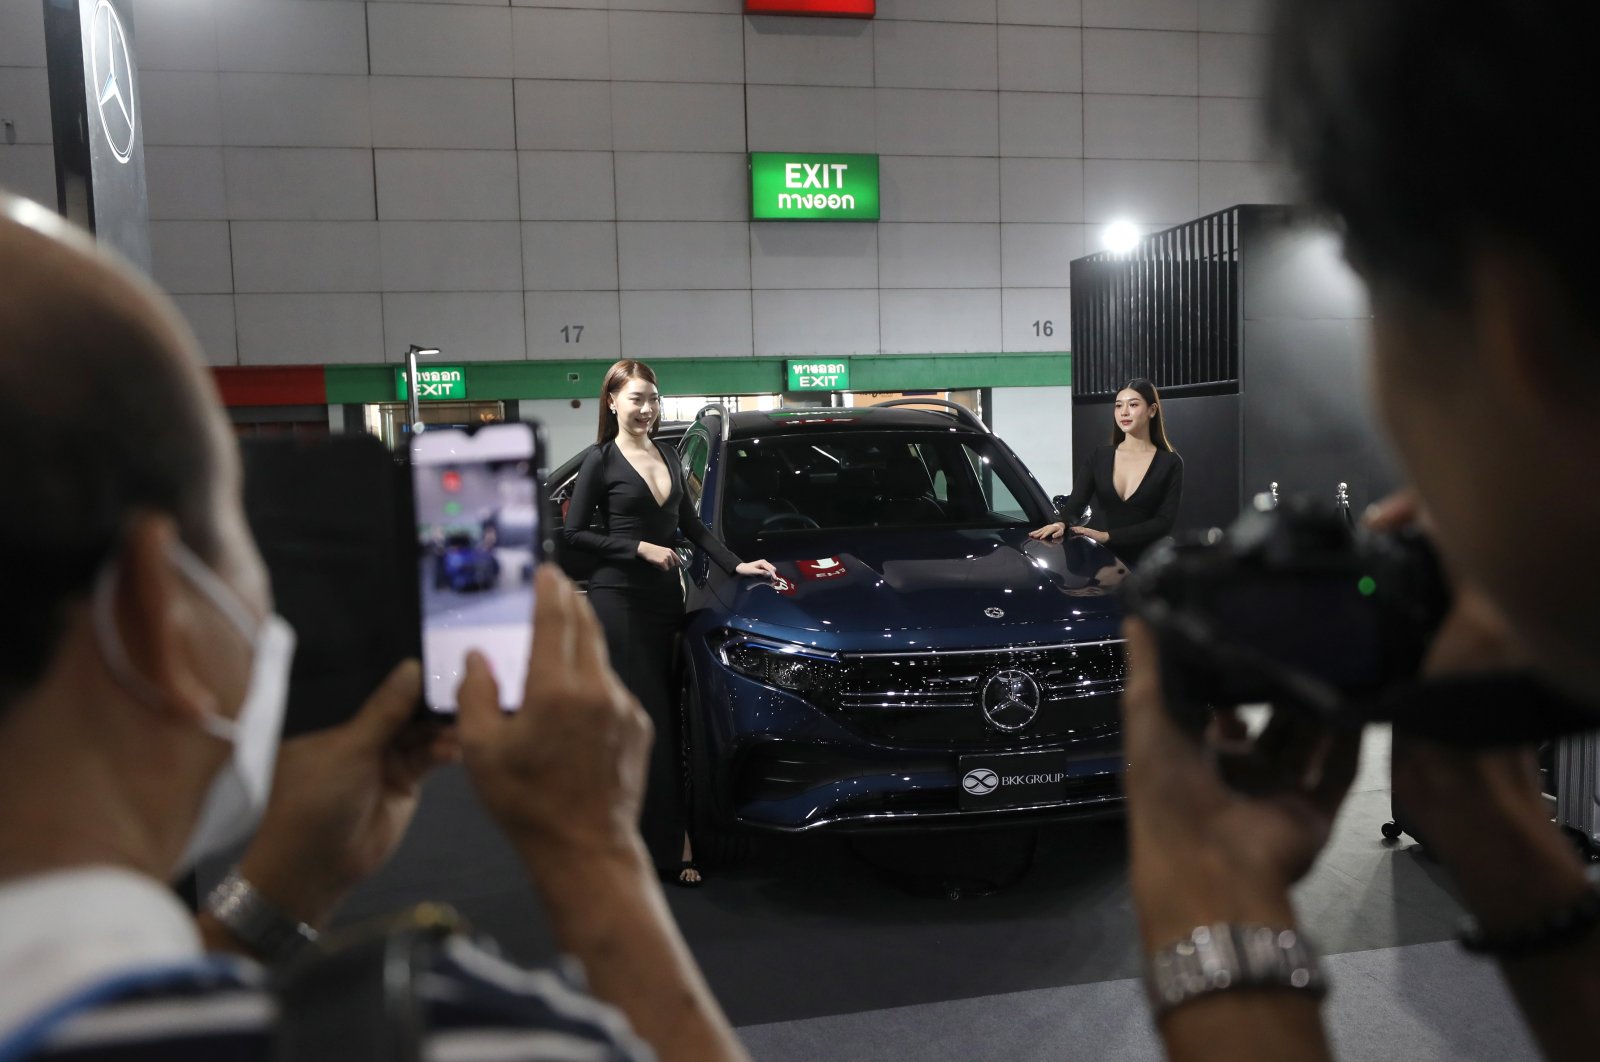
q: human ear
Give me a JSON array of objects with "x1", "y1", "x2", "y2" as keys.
[{"x1": 114, "y1": 515, "x2": 220, "y2": 725}]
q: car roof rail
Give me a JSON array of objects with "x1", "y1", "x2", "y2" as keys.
[
  {"x1": 871, "y1": 397, "x2": 991, "y2": 434},
  {"x1": 695, "y1": 402, "x2": 732, "y2": 443}
]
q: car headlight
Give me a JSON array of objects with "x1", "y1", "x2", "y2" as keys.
[{"x1": 715, "y1": 632, "x2": 840, "y2": 695}]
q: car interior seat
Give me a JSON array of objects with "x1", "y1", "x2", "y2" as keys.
[{"x1": 879, "y1": 457, "x2": 944, "y2": 523}]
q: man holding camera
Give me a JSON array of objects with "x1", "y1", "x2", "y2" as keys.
[
  {"x1": 1122, "y1": 3, "x2": 1600, "y2": 1061},
  {"x1": 0, "y1": 195, "x2": 747, "y2": 1060}
]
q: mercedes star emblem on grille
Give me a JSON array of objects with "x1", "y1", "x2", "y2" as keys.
[
  {"x1": 962, "y1": 768, "x2": 999, "y2": 796},
  {"x1": 980, "y1": 669, "x2": 1041, "y2": 732},
  {"x1": 984, "y1": 606, "x2": 1005, "y2": 619}
]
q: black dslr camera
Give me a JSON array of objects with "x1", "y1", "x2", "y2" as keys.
[{"x1": 1124, "y1": 497, "x2": 1452, "y2": 733}]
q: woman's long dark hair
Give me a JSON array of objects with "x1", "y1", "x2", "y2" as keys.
[
  {"x1": 1109, "y1": 378, "x2": 1176, "y2": 453},
  {"x1": 596, "y1": 359, "x2": 661, "y2": 443}
]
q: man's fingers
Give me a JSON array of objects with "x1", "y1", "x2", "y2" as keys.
[
  {"x1": 528, "y1": 566, "x2": 576, "y2": 688},
  {"x1": 456, "y1": 651, "x2": 504, "y2": 746},
  {"x1": 353, "y1": 660, "x2": 423, "y2": 747},
  {"x1": 1363, "y1": 489, "x2": 1418, "y2": 531},
  {"x1": 1120, "y1": 618, "x2": 1171, "y2": 753}
]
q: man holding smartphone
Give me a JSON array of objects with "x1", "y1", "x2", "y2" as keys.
[{"x1": 0, "y1": 196, "x2": 747, "y2": 1062}]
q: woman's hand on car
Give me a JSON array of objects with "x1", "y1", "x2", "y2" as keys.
[
  {"x1": 736, "y1": 559, "x2": 778, "y2": 580},
  {"x1": 637, "y1": 541, "x2": 680, "y2": 570},
  {"x1": 1070, "y1": 525, "x2": 1110, "y2": 544},
  {"x1": 1028, "y1": 522, "x2": 1066, "y2": 541}
]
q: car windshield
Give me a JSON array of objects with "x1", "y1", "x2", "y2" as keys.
[{"x1": 720, "y1": 431, "x2": 1047, "y2": 552}]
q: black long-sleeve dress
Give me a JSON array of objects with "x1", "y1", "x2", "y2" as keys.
[
  {"x1": 564, "y1": 439, "x2": 743, "y2": 868},
  {"x1": 1053, "y1": 445, "x2": 1184, "y2": 565}
]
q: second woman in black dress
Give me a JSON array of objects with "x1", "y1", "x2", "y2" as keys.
[
  {"x1": 564, "y1": 360, "x2": 776, "y2": 886},
  {"x1": 1030, "y1": 377, "x2": 1183, "y2": 565}
]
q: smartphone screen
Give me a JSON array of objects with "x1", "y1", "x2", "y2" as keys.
[{"x1": 412, "y1": 423, "x2": 541, "y2": 713}]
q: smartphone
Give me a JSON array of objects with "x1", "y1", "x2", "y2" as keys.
[{"x1": 411, "y1": 422, "x2": 547, "y2": 714}]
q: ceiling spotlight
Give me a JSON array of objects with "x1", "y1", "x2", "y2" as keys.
[{"x1": 1102, "y1": 220, "x2": 1141, "y2": 254}]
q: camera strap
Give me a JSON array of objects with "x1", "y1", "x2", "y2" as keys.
[{"x1": 1371, "y1": 671, "x2": 1600, "y2": 748}]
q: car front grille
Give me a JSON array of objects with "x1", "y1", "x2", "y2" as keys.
[{"x1": 817, "y1": 640, "x2": 1126, "y2": 747}]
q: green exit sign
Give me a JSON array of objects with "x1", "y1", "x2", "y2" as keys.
[
  {"x1": 787, "y1": 360, "x2": 851, "y2": 391},
  {"x1": 396, "y1": 365, "x2": 468, "y2": 401},
  {"x1": 751, "y1": 153, "x2": 879, "y2": 221}
]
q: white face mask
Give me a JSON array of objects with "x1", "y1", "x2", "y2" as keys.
[{"x1": 93, "y1": 541, "x2": 297, "y2": 875}]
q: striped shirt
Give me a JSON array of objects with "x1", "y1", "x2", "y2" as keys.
[{"x1": 0, "y1": 868, "x2": 651, "y2": 1062}]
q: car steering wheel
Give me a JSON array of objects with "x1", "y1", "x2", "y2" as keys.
[{"x1": 761, "y1": 512, "x2": 821, "y2": 531}]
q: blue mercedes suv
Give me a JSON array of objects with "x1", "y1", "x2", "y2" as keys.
[{"x1": 665, "y1": 400, "x2": 1130, "y2": 841}]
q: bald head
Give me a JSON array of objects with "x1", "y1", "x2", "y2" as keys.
[{"x1": 0, "y1": 196, "x2": 231, "y2": 705}]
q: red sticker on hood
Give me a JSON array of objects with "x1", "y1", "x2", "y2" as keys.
[
  {"x1": 768, "y1": 574, "x2": 798, "y2": 596},
  {"x1": 795, "y1": 557, "x2": 848, "y2": 580}
]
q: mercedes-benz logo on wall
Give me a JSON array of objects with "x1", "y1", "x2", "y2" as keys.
[
  {"x1": 980, "y1": 669, "x2": 1041, "y2": 732},
  {"x1": 91, "y1": 0, "x2": 137, "y2": 163},
  {"x1": 962, "y1": 768, "x2": 998, "y2": 796},
  {"x1": 984, "y1": 607, "x2": 1005, "y2": 619}
]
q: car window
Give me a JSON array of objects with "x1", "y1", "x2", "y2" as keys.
[
  {"x1": 720, "y1": 431, "x2": 1044, "y2": 552},
  {"x1": 681, "y1": 430, "x2": 711, "y2": 507}
]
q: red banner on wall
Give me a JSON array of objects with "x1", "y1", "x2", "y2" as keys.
[
  {"x1": 745, "y1": 0, "x2": 875, "y2": 17},
  {"x1": 212, "y1": 366, "x2": 327, "y2": 407}
]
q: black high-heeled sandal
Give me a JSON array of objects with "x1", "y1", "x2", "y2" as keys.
[{"x1": 675, "y1": 860, "x2": 703, "y2": 888}]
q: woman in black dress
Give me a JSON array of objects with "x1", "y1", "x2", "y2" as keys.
[
  {"x1": 1030, "y1": 378, "x2": 1183, "y2": 565},
  {"x1": 564, "y1": 360, "x2": 776, "y2": 885}
]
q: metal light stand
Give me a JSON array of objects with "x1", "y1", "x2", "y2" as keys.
[{"x1": 406, "y1": 344, "x2": 441, "y2": 436}]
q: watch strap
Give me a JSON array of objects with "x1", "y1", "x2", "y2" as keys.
[
  {"x1": 1145, "y1": 923, "x2": 1326, "y2": 1018},
  {"x1": 205, "y1": 871, "x2": 320, "y2": 964}
]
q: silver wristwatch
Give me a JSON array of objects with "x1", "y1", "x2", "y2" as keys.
[
  {"x1": 205, "y1": 870, "x2": 320, "y2": 964},
  {"x1": 1145, "y1": 924, "x2": 1327, "y2": 1018}
]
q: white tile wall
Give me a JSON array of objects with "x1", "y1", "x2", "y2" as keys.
[
  {"x1": 1084, "y1": 159, "x2": 1199, "y2": 223},
  {"x1": 369, "y1": 4, "x2": 514, "y2": 79},
  {"x1": 877, "y1": 90, "x2": 997, "y2": 157},
  {"x1": 1000, "y1": 223, "x2": 1085, "y2": 288},
  {"x1": 382, "y1": 292, "x2": 527, "y2": 361},
  {"x1": 149, "y1": 221, "x2": 234, "y2": 294},
  {"x1": 617, "y1": 222, "x2": 750, "y2": 290},
  {"x1": 614, "y1": 153, "x2": 748, "y2": 222},
  {"x1": 879, "y1": 157, "x2": 1000, "y2": 223},
  {"x1": 380, "y1": 221, "x2": 525, "y2": 292},
  {"x1": 1197, "y1": 160, "x2": 1289, "y2": 213},
  {"x1": 130, "y1": 0, "x2": 216, "y2": 72},
  {"x1": 526, "y1": 291, "x2": 622, "y2": 360},
  {"x1": 375, "y1": 150, "x2": 520, "y2": 220},
  {"x1": 512, "y1": 8, "x2": 609, "y2": 80},
  {"x1": 520, "y1": 152, "x2": 617, "y2": 221},
  {"x1": 522, "y1": 222, "x2": 620, "y2": 291},
  {"x1": 1001, "y1": 289, "x2": 1071, "y2": 352},
  {"x1": 998, "y1": 27, "x2": 1082, "y2": 93},
  {"x1": 619, "y1": 290, "x2": 753, "y2": 358},
  {"x1": 231, "y1": 221, "x2": 381, "y2": 293},
  {"x1": 1199, "y1": 0, "x2": 1271, "y2": 34},
  {"x1": 0, "y1": 68, "x2": 51, "y2": 145},
  {"x1": 171, "y1": 294, "x2": 238, "y2": 367},
  {"x1": 611, "y1": 83, "x2": 745, "y2": 152},
  {"x1": 371, "y1": 78, "x2": 516, "y2": 150},
  {"x1": 877, "y1": 0, "x2": 995, "y2": 22},
  {"x1": 0, "y1": 146, "x2": 57, "y2": 209},
  {"x1": 1084, "y1": 94, "x2": 1198, "y2": 160},
  {"x1": 1000, "y1": 158, "x2": 1086, "y2": 222},
  {"x1": 235, "y1": 293, "x2": 386, "y2": 364},
  {"x1": 139, "y1": 72, "x2": 223, "y2": 147},
  {"x1": 880, "y1": 289, "x2": 1001, "y2": 354},
  {"x1": 744, "y1": 17, "x2": 874, "y2": 88},
  {"x1": 514, "y1": 81, "x2": 612, "y2": 151},
  {"x1": 747, "y1": 86, "x2": 877, "y2": 154},
  {"x1": 999, "y1": 92, "x2": 1084, "y2": 158},
  {"x1": 215, "y1": 1, "x2": 368, "y2": 76},
  {"x1": 1083, "y1": 0, "x2": 1197, "y2": 31},
  {"x1": 875, "y1": 21, "x2": 998, "y2": 92},
  {"x1": 1199, "y1": 32, "x2": 1266, "y2": 97},
  {"x1": 605, "y1": 0, "x2": 742, "y2": 12},
  {"x1": 146, "y1": 147, "x2": 229, "y2": 220},
  {"x1": 1198, "y1": 96, "x2": 1266, "y2": 162},
  {"x1": 753, "y1": 290, "x2": 878, "y2": 357},
  {"x1": 609, "y1": 12, "x2": 743, "y2": 84},
  {"x1": 0, "y1": 0, "x2": 47, "y2": 67},
  {"x1": 219, "y1": 74, "x2": 372, "y2": 148},
  {"x1": 1083, "y1": 30, "x2": 1198, "y2": 95},
  {"x1": 999, "y1": 0, "x2": 1082, "y2": 27},
  {"x1": 225, "y1": 148, "x2": 375, "y2": 220},
  {"x1": 750, "y1": 223, "x2": 879, "y2": 290},
  {"x1": 879, "y1": 224, "x2": 1000, "y2": 289}
]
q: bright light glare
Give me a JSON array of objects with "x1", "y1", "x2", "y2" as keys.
[{"x1": 1102, "y1": 220, "x2": 1141, "y2": 254}]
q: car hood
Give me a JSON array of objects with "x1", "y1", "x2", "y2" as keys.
[{"x1": 715, "y1": 528, "x2": 1128, "y2": 640}]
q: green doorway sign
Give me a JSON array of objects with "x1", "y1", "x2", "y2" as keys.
[
  {"x1": 751, "y1": 153, "x2": 880, "y2": 221},
  {"x1": 787, "y1": 359, "x2": 851, "y2": 391},
  {"x1": 396, "y1": 365, "x2": 468, "y2": 401}
]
